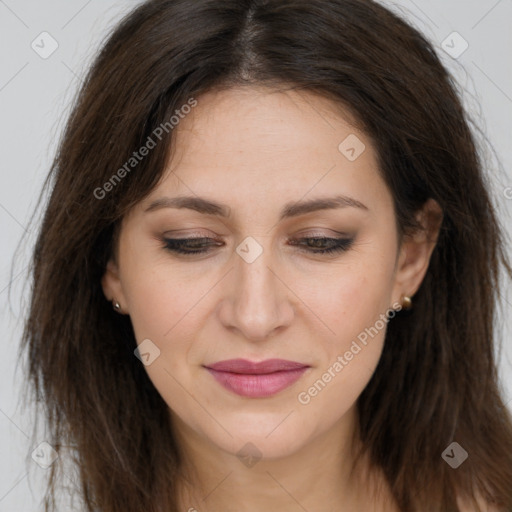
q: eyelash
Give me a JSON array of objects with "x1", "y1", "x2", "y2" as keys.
[{"x1": 162, "y1": 236, "x2": 355, "y2": 256}]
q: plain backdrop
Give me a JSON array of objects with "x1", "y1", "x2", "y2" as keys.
[{"x1": 0, "y1": 0, "x2": 511, "y2": 510}]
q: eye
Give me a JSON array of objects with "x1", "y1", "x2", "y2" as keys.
[
  {"x1": 162, "y1": 237, "x2": 222, "y2": 255},
  {"x1": 161, "y1": 236, "x2": 354, "y2": 256},
  {"x1": 288, "y1": 236, "x2": 355, "y2": 254}
]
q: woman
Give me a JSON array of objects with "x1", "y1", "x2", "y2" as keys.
[{"x1": 20, "y1": 0, "x2": 512, "y2": 510}]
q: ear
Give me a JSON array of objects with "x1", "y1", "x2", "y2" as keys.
[
  {"x1": 391, "y1": 198, "x2": 443, "y2": 305},
  {"x1": 101, "y1": 258, "x2": 128, "y2": 313}
]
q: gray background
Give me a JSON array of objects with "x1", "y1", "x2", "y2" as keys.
[{"x1": 1, "y1": 0, "x2": 511, "y2": 510}]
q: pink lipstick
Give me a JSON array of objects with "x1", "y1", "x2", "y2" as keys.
[{"x1": 204, "y1": 359, "x2": 309, "y2": 398}]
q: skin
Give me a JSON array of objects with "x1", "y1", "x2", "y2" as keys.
[{"x1": 102, "y1": 85, "x2": 443, "y2": 512}]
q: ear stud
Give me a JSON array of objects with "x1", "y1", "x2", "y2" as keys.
[{"x1": 401, "y1": 295, "x2": 413, "y2": 310}]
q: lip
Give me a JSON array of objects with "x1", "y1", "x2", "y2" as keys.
[{"x1": 204, "y1": 359, "x2": 310, "y2": 398}]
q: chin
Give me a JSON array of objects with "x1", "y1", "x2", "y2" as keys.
[{"x1": 201, "y1": 413, "x2": 316, "y2": 461}]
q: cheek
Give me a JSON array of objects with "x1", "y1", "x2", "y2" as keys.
[
  {"x1": 305, "y1": 258, "x2": 394, "y2": 345},
  {"x1": 297, "y1": 254, "x2": 394, "y2": 404},
  {"x1": 297, "y1": 279, "x2": 390, "y2": 419},
  {"x1": 125, "y1": 277, "x2": 179, "y2": 341},
  {"x1": 123, "y1": 269, "x2": 201, "y2": 415},
  {"x1": 120, "y1": 245, "x2": 194, "y2": 341},
  {"x1": 121, "y1": 259, "x2": 209, "y2": 385}
]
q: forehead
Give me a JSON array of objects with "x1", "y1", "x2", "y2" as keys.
[
  {"x1": 170, "y1": 85, "x2": 363, "y2": 161},
  {"x1": 142, "y1": 85, "x2": 393, "y2": 222}
]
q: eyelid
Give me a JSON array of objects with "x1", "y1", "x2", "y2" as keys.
[
  {"x1": 293, "y1": 229, "x2": 351, "y2": 237},
  {"x1": 162, "y1": 229, "x2": 218, "y2": 238},
  {"x1": 160, "y1": 233, "x2": 355, "y2": 257}
]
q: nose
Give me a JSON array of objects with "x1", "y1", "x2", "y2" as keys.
[{"x1": 216, "y1": 239, "x2": 294, "y2": 342}]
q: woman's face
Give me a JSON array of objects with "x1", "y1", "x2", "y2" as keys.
[{"x1": 102, "y1": 86, "x2": 437, "y2": 461}]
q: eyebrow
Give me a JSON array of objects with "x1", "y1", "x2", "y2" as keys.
[{"x1": 144, "y1": 194, "x2": 369, "y2": 221}]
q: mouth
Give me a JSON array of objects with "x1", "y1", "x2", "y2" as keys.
[{"x1": 203, "y1": 359, "x2": 310, "y2": 398}]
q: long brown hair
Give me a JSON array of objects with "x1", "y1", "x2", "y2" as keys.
[{"x1": 18, "y1": 0, "x2": 512, "y2": 510}]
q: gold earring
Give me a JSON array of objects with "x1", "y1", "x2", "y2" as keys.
[
  {"x1": 401, "y1": 295, "x2": 413, "y2": 310},
  {"x1": 112, "y1": 300, "x2": 121, "y2": 312}
]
